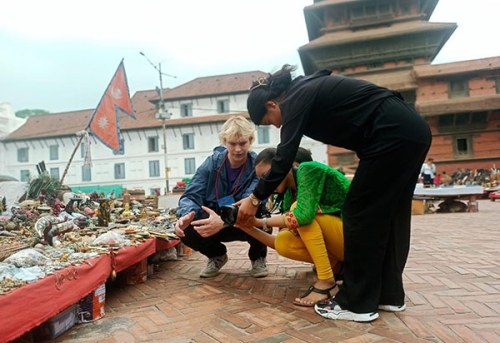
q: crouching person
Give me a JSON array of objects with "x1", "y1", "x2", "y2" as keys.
[{"x1": 174, "y1": 116, "x2": 268, "y2": 278}]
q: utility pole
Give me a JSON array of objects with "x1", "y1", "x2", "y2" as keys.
[{"x1": 139, "y1": 52, "x2": 176, "y2": 195}]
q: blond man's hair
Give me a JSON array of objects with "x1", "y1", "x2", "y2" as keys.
[{"x1": 219, "y1": 116, "x2": 255, "y2": 146}]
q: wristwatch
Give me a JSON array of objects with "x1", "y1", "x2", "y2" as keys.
[{"x1": 249, "y1": 194, "x2": 261, "y2": 206}]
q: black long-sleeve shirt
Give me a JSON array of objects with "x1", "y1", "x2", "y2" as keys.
[{"x1": 253, "y1": 70, "x2": 401, "y2": 200}]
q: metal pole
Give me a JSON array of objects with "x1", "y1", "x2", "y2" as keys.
[
  {"x1": 159, "y1": 63, "x2": 169, "y2": 194},
  {"x1": 139, "y1": 52, "x2": 175, "y2": 195}
]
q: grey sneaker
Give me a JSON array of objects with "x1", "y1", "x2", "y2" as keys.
[
  {"x1": 250, "y1": 257, "x2": 268, "y2": 278},
  {"x1": 200, "y1": 254, "x2": 228, "y2": 278}
]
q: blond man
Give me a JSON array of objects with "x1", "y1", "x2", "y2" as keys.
[{"x1": 174, "y1": 116, "x2": 268, "y2": 278}]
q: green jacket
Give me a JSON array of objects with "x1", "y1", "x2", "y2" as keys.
[{"x1": 282, "y1": 161, "x2": 350, "y2": 227}]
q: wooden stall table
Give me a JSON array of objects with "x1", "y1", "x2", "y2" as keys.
[
  {"x1": 0, "y1": 254, "x2": 111, "y2": 343},
  {"x1": 0, "y1": 237, "x2": 160, "y2": 342},
  {"x1": 413, "y1": 184, "x2": 484, "y2": 213}
]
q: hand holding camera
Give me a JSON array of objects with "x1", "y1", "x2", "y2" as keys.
[{"x1": 220, "y1": 203, "x2": 270, "y2": 230}]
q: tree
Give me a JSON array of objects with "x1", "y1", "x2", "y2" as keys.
[{"x1": 15, "y1": 109, "x2": 49, "y2": 118}]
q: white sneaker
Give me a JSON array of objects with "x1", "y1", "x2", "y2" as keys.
[
  {"x1": 378, "y1": 303, "x2": 406, "y2": 312},
  {"x1": 315, "y1": 298, "x2": 379, "y2": 322}
]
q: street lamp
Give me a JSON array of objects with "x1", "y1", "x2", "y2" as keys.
[{"x1": 139, "y1": 52, "x2": 176, "y2": 194}]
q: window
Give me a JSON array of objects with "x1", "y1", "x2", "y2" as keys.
[
  {"x1": 82, "y1": 167, "x2": 91, "y2": 182},
  {"x1": 457, "y1": 139, "x2": 468, "y2": 153},
  {"x1": 80, "y1": 143, "x2": 85, "y2": 158},
  {"x1": 49, "y1": 145, "x2": 59, "y2": 160},
  {"x1": 113, "y1": 138, "x2": 125, "y2": 155},
  {"x1": 257, "y1": 126, "x2": 270, "y2": 144},
  {"x1": 180, "y1": 103, "x2": 193, "y2": 117},
  {"x1": 471, "y1": 112, "x2": 487, "y2": 124},
  {"x1": 50, "y1": 167, "x2": 60, "y2": 180},
  {"x1": 438, "y1": 112, "x2": 487, "y2": 132},
  {"x1": 454, "y1": 136, "x2": 473, "y2": 157},
  {"x1": 149, "y1": 160, "x2": 160, "y2": 177},
  {"x1": 17, "y1": 147, "x2": 29, "y2": 163},
  {"x1": 438, "y1": 115, "x2": 454, "y2": 127},
  {"x1": 182, "y1": 133, "x2": 195, "y2": 150},
  {"x1": 455, "y1": 113, "x2": 469, "y2": 126},
  {"x1": 20, "y1": 170, "x2": 30, "y2": 182},
  {"x1": 367, "y1": 62, "x2": 383, "y2": 70},
  {"x1": 184, "y1": 158, "x2": 196, "y2": 174},
  {"x1": 350, "y1": 2, "x2": 392, "y2": 22},
  {"x1": 401, "y1": 4, "x2": 412, "y2": 16},
  {"x1": 148, "y1": 136, "x2": 159, "y2": 152},
  {"x1": 448, "y1": 79, "x2": 469, "y2": 99},
  {"x1": 150, "y1": 188, "x2": 161, "y2": 196},
  {"x1": 486, "y1": 77, "x2": 500, "y2": 94},
  {"x1": 217, "y1": 99, "x2": 230, "y2": 113},
  {"x1": 114, "y1": 163, "x2": 125, "y2": 179}
]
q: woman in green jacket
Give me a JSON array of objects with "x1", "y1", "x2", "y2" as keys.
[{"x1": 238, "y1": 147, "x2": 349, "y2": 307}]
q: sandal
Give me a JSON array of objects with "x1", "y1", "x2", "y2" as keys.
[{"x1": 293, "y1": 284, "x2": 338, "y2": 307}]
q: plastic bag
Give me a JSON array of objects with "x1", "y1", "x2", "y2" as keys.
[
  {"x1": 3, "y1": 248, "x2": 52, "y2": 268},
  {"x1": 92, "y1": 230, "x2": 127, "y2": 245}
]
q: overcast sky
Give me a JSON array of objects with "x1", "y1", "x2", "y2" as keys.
[{"x1": 1, "y1": 0, "x2": 500, "y2": 113}]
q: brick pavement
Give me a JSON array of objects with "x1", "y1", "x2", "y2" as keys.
[{"x1": 47, "y1": 200, "x2": 500, "y2": 343}]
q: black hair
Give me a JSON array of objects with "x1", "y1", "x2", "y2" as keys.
[
  {"x1": 247, "y1": 64, "x2": 297, "y2": 125},
  {"x1": 255, "y1": 147, "x2": 277, "y2": 166},
  {"x1": 294, "y1": 147, "x2": 313, "y2": 164},
  {"x1": 255, "y1": 146, "x2": 312, "y2": 166}
]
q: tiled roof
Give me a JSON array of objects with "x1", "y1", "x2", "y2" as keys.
[
  {"x1": 306, "y1": 0, "x2": 363, "y2": 10},
  {"x1": 415, "y1": 94, "x2": 500, "y2": 116},
  {"x1": 305, "y1": 0, "x2": 438, "y2": 20},
  {"x1": 413, "y1": 57, "x2": 500, "y2": 78},
  {"x1": 357, "y1": 70, "x2": 417, "y2": 91},
  {"x1": 3, "y1": 103, "x2": 250, "y2": 142},
  {"x1": 2, "y1": 73, "x2": 258, "y2": 142},
  {"x1": 299, "y1": 21, "x2": 457, "y2": 50},
  {"x1": 152, "y1": 71, "x2": 268, "y2": 101},
  {"x1": 3, "y1": 89, "x2": 159, "y2": 141}
]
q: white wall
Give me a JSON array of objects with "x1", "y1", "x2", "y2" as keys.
[
  {"x1": 0, "y1": 102, "x2": 26, "y2": 139},
  {"x1": 0, "y1": 93, "x2": 327, "y2": 195}
]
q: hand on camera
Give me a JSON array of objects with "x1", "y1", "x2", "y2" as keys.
[{"x1": 191, "y1": 206, "x2": 224, "y2": 238}]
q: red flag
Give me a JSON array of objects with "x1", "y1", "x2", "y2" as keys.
[{"x1": 87, "y1": 60, "x2": 135, "y2": 153}]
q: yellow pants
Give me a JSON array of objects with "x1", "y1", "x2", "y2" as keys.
[{"x1": 275, "y1": 214, "x2": 344, "y2": 280}]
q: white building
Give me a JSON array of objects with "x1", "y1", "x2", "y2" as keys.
[{"x1": 0, "y1": 71, "x2": 327, "y2": 195}]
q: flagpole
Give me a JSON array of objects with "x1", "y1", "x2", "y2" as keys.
[{"x1": 60, "y1": 129, "x2": 87, "y2": 185}]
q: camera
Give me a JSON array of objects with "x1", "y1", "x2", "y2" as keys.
[{"x1": 220, "y1": 203, "x2": 270, "y2": 227}]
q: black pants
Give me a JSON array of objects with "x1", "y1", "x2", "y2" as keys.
[
  {"x1": 334, "y1": 97, "x2": 432, "y2": 313},
  {"x1": 180, "y1": 224, "x2": 267, "y2": 261},
  {"x1": 422, "y1": 174, "x2": 433, "y2": 185}
]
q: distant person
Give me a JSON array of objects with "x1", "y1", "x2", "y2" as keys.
[
  {"x1": 174, "y1": 116, "x2": 268, "y2": 278},
  {"x1": 434, "y1": 173, "x2": 441, "y2": 186},
  {"x1": 421, "y1": 158, "x2": 436, "y2": 186},
  {"x1": 441, "y1": 171, "x2": 452, "y2": 186}
]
